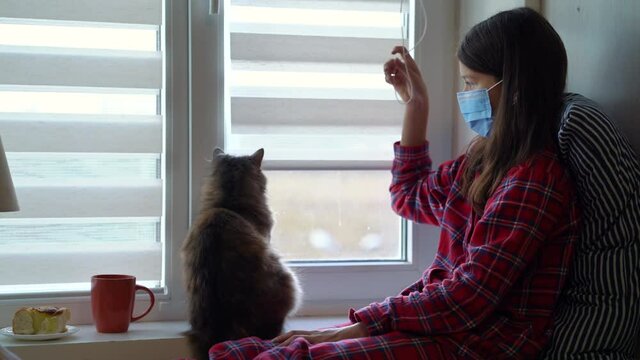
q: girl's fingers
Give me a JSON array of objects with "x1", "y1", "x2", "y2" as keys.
[
  {"x1": 391, "y1": 46, "x2": 420, "y2": 75},
  {"x1": 279, "y1": 337, "x2": 292, "y2": 347},
  {"x1": 385, "y1": 47, "x2": 426, "y2": 102},
  {"x1": 385, "y1": 57, "x2": 418, "y2": 87},
  {"x1": 272, "y1": 331, "x2": 290, "y2": 343},
  {"x1": 384, "y1": 60, "x2": 408, "y2": 80},
  {"x1": 384, "y1": 61, "x2": 410, "y2": 101},
  {"x1": 383, "y1": 58, "x2": 401, "y2": 75},
  {"x1": 391, "y1": 46, "x2": 416, "y2": 65},
  {"x1": 272, "y1": 330, "x2": 311, "y2": 344},
  {"x1": 280, "y1": 335, "x2": 303, "y2": 347},
  {"x1": 386, "y1": 67, "x2": 407, "y2": 86},
  {"x1": 391, "y1": 45, "x2": 406, "y2": 55}
]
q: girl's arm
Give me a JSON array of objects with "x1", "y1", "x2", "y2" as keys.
[
  {"x1": 352, "y1": 161, "x2": 579, "y2": 336},
  {"x1": 389, "y1": 142, "x2": 465, "y2": 226},
  {"x1": 385, "y1": 47, "x2": 461, "y2": 226},
  {"x1": 384, "y1": 46, "x2": 429, "y2": 147}
]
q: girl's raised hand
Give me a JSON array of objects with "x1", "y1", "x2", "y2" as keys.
[{"x1": 384, "y1": 46, "x2": 428, "y2": 110}]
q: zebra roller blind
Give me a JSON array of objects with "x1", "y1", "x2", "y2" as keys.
[
  {"x1": 0, "y1": 0, "x2": 165, "y2": 295},
  {"x1": 226, "y1": 0, "x2": 410, "y2": 164}
]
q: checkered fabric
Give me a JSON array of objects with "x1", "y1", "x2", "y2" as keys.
[{"x1": 208, "y1": 141, "x2": 580, "y2": 359}]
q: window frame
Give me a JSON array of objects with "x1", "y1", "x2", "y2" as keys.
[
  {"x1": 185, "y1": 0, "x2": 456, "y2": 317},
  {"x1": 0, "y1": 0, "x2": 189, "y2": 325},
  {"x1": 0, "y1": 0, "x2": 457, "y2": 325}
]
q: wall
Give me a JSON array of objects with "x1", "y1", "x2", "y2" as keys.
[
  {"x1": 543, "y1": 0, "x2": 640, "y2": 155},
  {"x1": 458, "y1": 0, "x2": 540, "y2": 34}
]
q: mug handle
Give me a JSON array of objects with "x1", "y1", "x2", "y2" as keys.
[{"x1": 131, "y1": 285, "x2": 156, "y2": 322}]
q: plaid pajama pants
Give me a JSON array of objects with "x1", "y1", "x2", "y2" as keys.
[{"x1": 208, "y1": 331, "x2": 455, "y2": 359}]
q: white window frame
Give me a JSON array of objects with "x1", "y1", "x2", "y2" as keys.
[
  {"x1": 0, "y1": 0, "x2": 458, "y2": 325},
  {"x1": 186, "y1": 0, "x2": 458, "y2": 316}
]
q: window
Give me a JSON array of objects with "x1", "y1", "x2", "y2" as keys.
[
  {"x1": 191, "y1": 0, "x2": 454, "y2": 313},
  {"x1": 0, "y1": 1, "x2": 167, "y2": 298},
  {"x1": 225, "y1": 0, "x2": 410, "y2": 262},
  {"x1": 192, "y1": 0, "x2": 456, "y2": 315},
  {"x1": 0, "y1": 0, "x2": 455, "y2": 322}
]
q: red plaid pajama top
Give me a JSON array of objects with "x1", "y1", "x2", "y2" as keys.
[{"x1": 209, "y1": 141, "x2": 580, "y2": 359}]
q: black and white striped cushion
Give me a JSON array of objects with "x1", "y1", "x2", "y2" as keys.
[{"x1": 542, "y1": 93, "x2": 640, "y2": 359}]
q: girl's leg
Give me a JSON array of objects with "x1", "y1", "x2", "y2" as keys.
[
  {"x1": 209, "y1": 337, "x2": 275, "y2": 359},
  {"x1": 210, "y1": 331, "x2": 455, "y2": 360}
]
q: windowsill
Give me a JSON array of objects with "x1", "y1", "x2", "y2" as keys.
[{"x1": 1, "y1": 316, "x2": 346, "y2": 360}]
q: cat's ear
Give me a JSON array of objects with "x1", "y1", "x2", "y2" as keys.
[
  {"x1": 250, "y1": 148, "x2": 265, "y2": 167},
  {"x1": 213, "y1": 147, "x2": 225, "y2": 157}
]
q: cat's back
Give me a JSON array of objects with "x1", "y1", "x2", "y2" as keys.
[{"x1": 183, "y1": 207, "x2": 266, "y2": 262}]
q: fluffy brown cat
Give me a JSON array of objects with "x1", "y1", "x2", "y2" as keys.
[{"x1": 182, "y1": 148, "x2": 301, "y2": 360}]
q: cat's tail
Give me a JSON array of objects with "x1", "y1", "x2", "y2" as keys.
[{"x1": 183, "y1": 329, "x2": 215, "y2": 360}]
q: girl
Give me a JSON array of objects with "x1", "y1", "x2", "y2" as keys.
[{"x1": 209, "y1": 7, "x2": 580, "y2": 359}]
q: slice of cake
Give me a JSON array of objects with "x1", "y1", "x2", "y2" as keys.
[{"x1": 12, "y1": 306, "x2": 71, "y2": 335}]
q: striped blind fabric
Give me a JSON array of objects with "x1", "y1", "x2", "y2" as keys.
[
  {"x1": 226, "y1": 0, "x2": 410, "y2": 163},
  {"x1": 0, "y1": 0, "x2": 164, "y2": 294}
]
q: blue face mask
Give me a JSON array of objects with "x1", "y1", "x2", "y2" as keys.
[{"x1": 456, "y1": 80, "x2": 503, "y2": 137}]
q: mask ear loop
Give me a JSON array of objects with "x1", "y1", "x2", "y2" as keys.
[
  {"x1": 395, "y1": 0, "x2": 428, "y2": 105},
  {"x1": 487, "y1": 79, "x2": 503, "y2": 92}
]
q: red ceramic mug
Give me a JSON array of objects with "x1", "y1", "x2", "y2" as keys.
[{"x1": 91, "y1": 274, "x2": 155, "y2": 333}]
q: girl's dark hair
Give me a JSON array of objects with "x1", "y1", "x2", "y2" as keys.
[{"x1": 457, "y1": 7, "x2": 568, "y2": 214}]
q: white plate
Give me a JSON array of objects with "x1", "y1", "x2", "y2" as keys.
[{"x1": 0, "y1": 326, "x2": 79, "y2": 341}]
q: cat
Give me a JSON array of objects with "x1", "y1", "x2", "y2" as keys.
[{"x1": 182, "y1": 148, "x2": 302, "y2": 360}]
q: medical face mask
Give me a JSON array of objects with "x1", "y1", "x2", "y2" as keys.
[{"x1": 456, "y1": 80, "x2": 503, "y2": 137}]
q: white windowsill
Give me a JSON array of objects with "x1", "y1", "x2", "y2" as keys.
[{"x1": 1, "y1": 316, "x2": 346, "y2": 360}]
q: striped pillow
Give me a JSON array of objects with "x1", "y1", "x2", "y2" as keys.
[{"x1": 542, "y1": 94, "x2": 640, "y2": 359}]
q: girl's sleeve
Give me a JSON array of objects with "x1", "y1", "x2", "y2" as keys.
[
  {"x1": 352, "y1": 161, "x2": 578, "y2": 336},
  {"x1": 390, "y1": 141, "x2": 464, "y2": 226}
]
